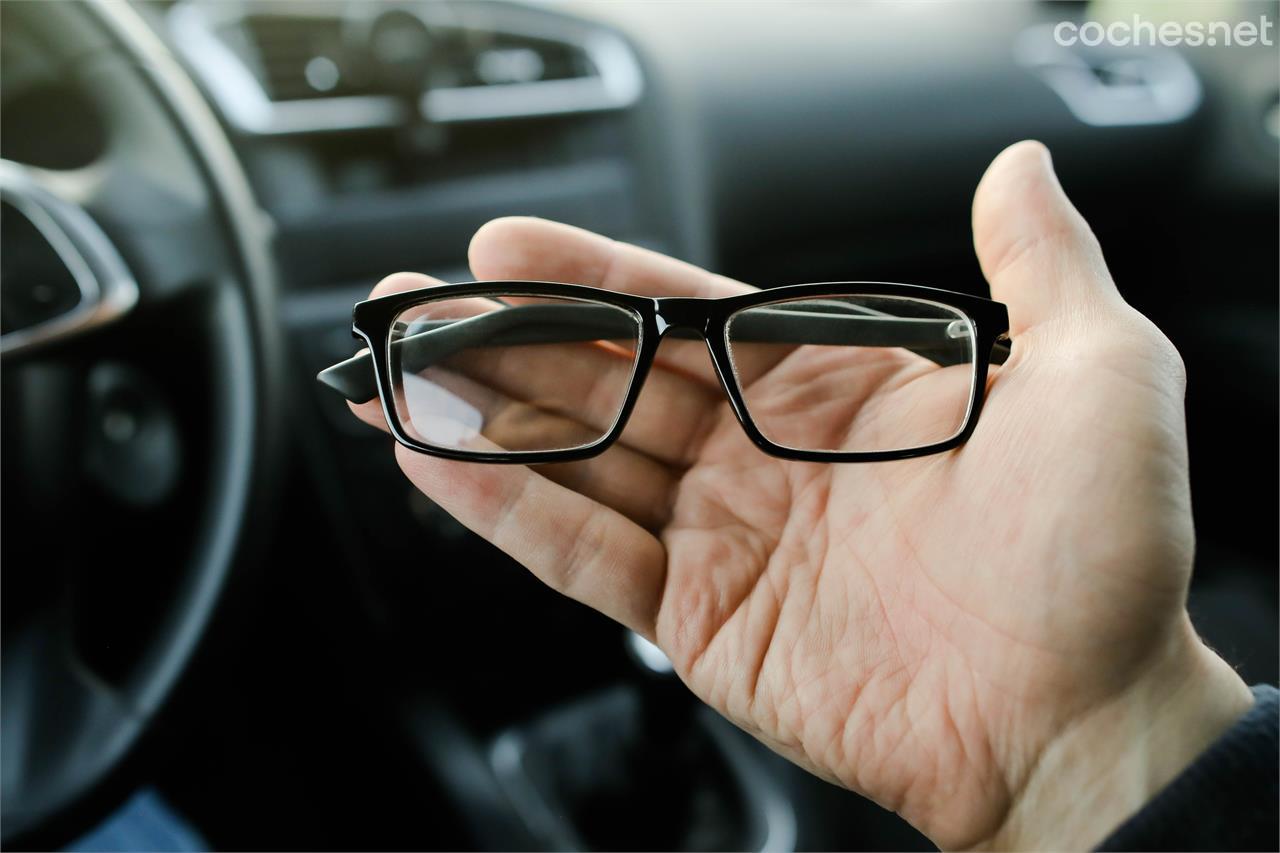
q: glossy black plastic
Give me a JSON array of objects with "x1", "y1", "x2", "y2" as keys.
[{"x1": 342, "y1": 280, "x2": 1011, "y2": 463}]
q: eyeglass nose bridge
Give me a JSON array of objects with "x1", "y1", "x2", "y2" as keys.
[{"x1": 652, "y1": 296, "x2": 712, "y2": 337}]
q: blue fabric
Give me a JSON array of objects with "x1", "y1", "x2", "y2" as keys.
[
  {"x1": 65, "y1": 788, "x2": 207, "y2": 853},
  {"x1": 1097, "y1": 684, "x2": 1279, "y2": 851}
]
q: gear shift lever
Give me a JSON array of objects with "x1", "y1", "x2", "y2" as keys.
[{"x1": 489, "y1": 631, "x2": 794, "y2": 851}]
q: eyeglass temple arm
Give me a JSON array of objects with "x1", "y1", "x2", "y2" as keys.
[{"x1": 317, "y1": 303, "x2": 1012, "y2": 404}]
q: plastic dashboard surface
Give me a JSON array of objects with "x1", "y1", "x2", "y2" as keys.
[{"x1": 157, "y1": 0, "x2": 1277, "y2": 292}]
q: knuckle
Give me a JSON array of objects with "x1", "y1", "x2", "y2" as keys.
[{"x1": 1119, "y1": 310, "x2": 1187, "y2": 384}]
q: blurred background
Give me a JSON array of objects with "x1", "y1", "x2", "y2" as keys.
[{"x1": 2, "y1": 1, "x2": 1276, "y2": 850}]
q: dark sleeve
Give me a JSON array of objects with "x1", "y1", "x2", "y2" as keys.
[{"x1": 1096, "y1": 684, "x2": 1278, "y2": 852}]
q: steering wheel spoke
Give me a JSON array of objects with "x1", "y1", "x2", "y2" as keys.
[
  {"x1": 0, "y1": 612, "x2": 146, "y2": 841},
  {"x1": 1, "y1": 1, "x2": 283, "y2": 843},
  {"x1": 0, "y1": 159, "x2": 138, "y2": 359}
]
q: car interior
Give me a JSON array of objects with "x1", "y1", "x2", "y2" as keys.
[{"x1": 1, "y1": 1, "x2": 1276, "y2": 850}]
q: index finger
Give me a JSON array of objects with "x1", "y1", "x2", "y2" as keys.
[
  {"x1": 351, "y1": 273, "x2": 670, "y2": 632},
  {"x1": 468, "y1": 218, "x2": 756, "y2": 385},
  {"x1": 468, "y1": 217, "x2": 753, "y2": 299}
]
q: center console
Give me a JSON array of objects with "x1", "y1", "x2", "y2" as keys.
[{"x1": 489, "y1": 636, "x2": 796, "y2": 851}]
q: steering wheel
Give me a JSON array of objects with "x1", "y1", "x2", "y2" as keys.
[{"x1": 0, "y1": 1, "x2": 281, "y2": 843}]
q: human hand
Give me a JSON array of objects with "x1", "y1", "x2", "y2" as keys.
[{"x1": 349, "y1": 141, "x2": 1253, "y2": 849}]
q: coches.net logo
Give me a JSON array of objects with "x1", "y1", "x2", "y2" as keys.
[{"x1": 1054, "y1": 14, "x2": 1276, "y2": 48}]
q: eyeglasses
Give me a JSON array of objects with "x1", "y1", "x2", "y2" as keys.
[{"x1": 318, "y1": 281, "x2": 1011, "y2": 463}]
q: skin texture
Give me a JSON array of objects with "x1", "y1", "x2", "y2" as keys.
[{"x1": 350, "y1": 141, "x2": 1253, "y2": 849}]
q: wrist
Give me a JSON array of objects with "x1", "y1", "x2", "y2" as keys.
[{"x1": 975, "y1": 617, "x2": 1254, "y2": 851}]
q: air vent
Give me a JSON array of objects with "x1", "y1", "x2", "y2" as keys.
[
  {"x1": 242, "y1": 14, "x2": 359, "y2": 101},
  {"x1": 1015, "y1": 24, "x2": 1201, "y2": 127},
  {"x1": 168, "y1": 0, "x2": 642, "y2": 134},
  {"x1": 435, "y1": 32, "x2": 596, "y2": 89},
  {"x1": 237, "y1": 13, "x2": 599, "y2": 103}
]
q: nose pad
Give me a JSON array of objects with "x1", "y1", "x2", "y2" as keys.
[
  {"x1": 653, "y1": 298, "x2": 710, "y2": 337},
  {"x1": 645, "y1": 329, "x2": 718, "y2": 390},
  {"x1": 640, "y1": 298, "x2": 718, "y2": 395}
]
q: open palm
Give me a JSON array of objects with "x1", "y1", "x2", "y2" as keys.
[{"x1": 352, "y1": 143, "x2": 1229, "y2": 848}]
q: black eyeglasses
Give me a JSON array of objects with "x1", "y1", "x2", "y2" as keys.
[{"x1": 317, "y1": 281, "x2": 1010, "y2": 463}]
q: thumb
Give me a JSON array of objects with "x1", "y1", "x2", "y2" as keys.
[{"x1": 972, "y1": 140, "x2": 1121, "y2": 337}]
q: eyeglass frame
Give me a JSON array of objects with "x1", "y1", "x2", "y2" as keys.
[{"x1": 320, "y1": 280, "x2": 1012, "y2": 464}]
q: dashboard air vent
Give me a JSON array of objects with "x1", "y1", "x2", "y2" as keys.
[
  {"x1": 436, "y1": 32, "x2": 595, "y2": 89},
  {"x1": 243, "y1": 14, "x2": 359, "y2": 101},
  {"x1": 168, "y1": 0, "x2": 643, "y2": 134}
]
